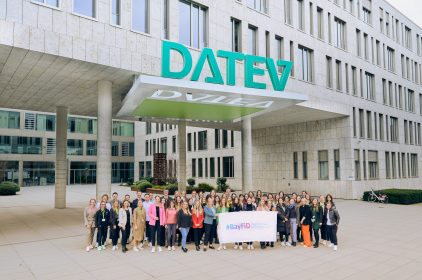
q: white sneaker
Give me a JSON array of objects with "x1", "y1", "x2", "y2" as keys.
[
  {"x1": 239, "y1": 245, "x2": 243, "y2": 250},
  {"x1": 247, "y1": 245, "x2": 251, "y2": 250},
  {"x1": 148, "y1": 242, "x2": 152, "y2": 247},
  {"x1": 322, "y1": 240, "x2": 327, "y2": 246},
  {"x1": 168, "y1": 246, "x2": 171, "y2": 251},
  {"x1": 133, "y1": 246, "x2": 139, "y2": 252},
  {"x1": 328, "y1": 243, "x2": 334, "y2": 248},
  {"x1": 281, "y1": 242, "x2": 286, "y2": 247},
  {"x1": 97, "y1": 246, "x2": 102, "y2": 251},
  {"x1": 333, "y1": 245, "x2": 338, "y2": 251},
  {"x1": 95, "y1": 242, "x2": 99, "y2": 248},
  {"x1": 151, "y1": 247, "x2": 155, "y2": 253},
  {"x1": 115, "y1": 245, "x2": 119, "y2": 250},
  {"x1": 101, "y1": 245, "x2": 106, "y2": 250},
  {"x1": 111, "y1": 246, "x2": 115, "y2": 251},
  {"x1": 158, "y1": 247, "x2": 162, "y2": 252},
  {"x1": 139, "y1": 243, "x2": 144, "y2": 249},
  {"x1": 86, "y1": 246, "x2": 90, "y2": 252},
  {"x1": 286, "y1": 242, "x2": 292, "y2": 247},
  {"x1": 223, "y1": 245, "x2": 226, "y2": 250},
  {"x1": 234, "y1": 245, "x2": 238, "y2": 250},
  {"x1": 172, "y1": 246, "x2": 175, "y2": 251},
  {"x1": 250, "y1": 245, "x2": 254, "y2": 250},
  {"x1": 217, "y1": 246, "x2": 222, "y2": 251}
]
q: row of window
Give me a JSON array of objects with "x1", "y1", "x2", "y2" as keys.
[
  {"x1": 0, "y1": 110, "x2": 134, "y2": 136},
  {"x1": 352, "y1": 108, "x2": 400, "y2": 143},
  {"x1": 145, "y1": 137, "x2": 172, "y2": 156},
  {"x1": 385, "y1": 152, "x2": 418, "y2": 179},
  {"x1": 400, "y1": 54, "x2": 421, "y2": 85},
  {"x1": 293, "y1": 150, "x2": 340, "y2": 181},
  {"x1": 0, "y1": 135, "x2": 134, "y2": 156},
  {"x1": 192, "y1": 156, "x2": 235, "y2": 179},
  {"x1": 381, "y1": 79, "x2": 417, "y2": 113},
  {"x1": 145, "y1": 122, "x2": 177, "y2": 135}
]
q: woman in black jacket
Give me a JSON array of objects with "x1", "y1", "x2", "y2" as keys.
[
  {"x1": 276, "y1": 198, "x2": 290, "y2": 247},
  {"x1": 310, "y1": 198, "x2": 323, "y2": 248},
  {"x1": 177, "y1": 201, "x2": 192, "y2": 253},
  {"x1": 109, "y1": 200, "x2": 120, "y2": 251},
  {"x1": 243, "y1": 197, "x2": 256, "y2": 250},
  {"x1": 95, "y1": 201, "x2": 110, "y2": 251},
  {"x1": 230, "y1": 197, "x2": 244, "y2": 250},
  {"x1": 299, "y1": 198, "x2": 312, "y2": 248}
]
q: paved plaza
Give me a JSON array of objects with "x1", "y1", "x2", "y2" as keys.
[{"x1": 1, "y1": 185, "x2": 422, "y2": 280}]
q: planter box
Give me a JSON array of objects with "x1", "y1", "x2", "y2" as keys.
[{"x1": 146, "y1": 188, "x2": 165, "y2": 195}]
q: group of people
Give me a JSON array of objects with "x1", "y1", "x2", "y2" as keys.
[{"x1": 83, "y1": 188, "x2": 340, "y2": 253}]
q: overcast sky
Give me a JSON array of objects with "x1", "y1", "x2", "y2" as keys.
[{"x1": 386, "y1": 0, "x2": 422, "y2": 27}]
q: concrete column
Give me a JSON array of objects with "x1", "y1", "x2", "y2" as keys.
[
  {"x1": 18, "y1": 160, "x2": 23, "y2": 187},
  {"x1": 55, "y1": 106, "x2": 68, "y2": 209},
  {"x1": 242, "y1": 118, "x2": 253, "y2": 193},
  {"x1": 96, "y1": 80, "x2": 112, "y2": 200},
  {"x1": 177, "y1": 121, "x2": 187, "y2": 191}
]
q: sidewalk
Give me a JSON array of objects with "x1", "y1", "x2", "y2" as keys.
[{"x1": 1, "y1": 185, "x2": 422, "y2": 280}]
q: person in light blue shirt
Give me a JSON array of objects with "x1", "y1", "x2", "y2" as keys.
[{"x1": 203, "y1": 195, "x2": 216, "y2": 251}]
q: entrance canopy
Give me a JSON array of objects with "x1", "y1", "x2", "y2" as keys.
[{"x1": 117, "y1": 75, "x2": 308, "y2": 126}]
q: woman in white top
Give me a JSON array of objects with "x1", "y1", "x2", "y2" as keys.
[{"x1": 118, "y1": 200, "x2": 133, "y2": 253}]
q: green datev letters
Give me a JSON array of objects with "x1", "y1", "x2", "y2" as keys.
[
  {"x1": 244, "y1": 55, "x2": 267, "y2": 90},
  {"x1": 216, "y1": 50, "x2": 245, "y2": 86},
  {"x1": 161, "y1": 41, "x2": 192, "y2": 79},
  {"x1": 191, "y1": 48, "x2": 224, "y2": 84},
  {"x1": 266, "y1": 58, "x2": 292, "y2": 91}
]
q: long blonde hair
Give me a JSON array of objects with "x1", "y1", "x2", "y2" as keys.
[{"x1": 193, "y1": 200, "x2": 203, "y2": 215}]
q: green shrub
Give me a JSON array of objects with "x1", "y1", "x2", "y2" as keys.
[
  {"x1": 0, "y1": 181, "x2": 20, "y2": 196},
  {"x1": 166, "y1": 184, "x2": 178, "y2": 195},
  {"x1": 140, "y1": 177, "x2": 153, "y2": 183},
  {"x1": 187, "y1": 178, "x2": 195, "y2": 187},
  {"x1": 133, "y1": 180, "x2": 153, "y2": 192},
  {"x1": 363, "y1": 188, "x2": 422, "y2": 205},
  {"x1": 197, "y1": 183, "x2": 214, "y2": 192},
  {"x1": 216, "y1": 177, "x2": 228, "y2": 192}
]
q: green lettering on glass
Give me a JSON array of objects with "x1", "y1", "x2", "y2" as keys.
[
  {"x1": 161, "y1": 40, "x2": 192, "y2": 79},
  {"x1": 191, "y1": 48, "x2": 224, "y2": 84},
  {"x1": 244, "y1": 55, "x2": 267, "y2": 90},
  {"x1": 216, "y1": 50, "x2": 245, "y2": 86},
  {"x1": 266, "y1": 58, "x2": 292, "y2": 91}
]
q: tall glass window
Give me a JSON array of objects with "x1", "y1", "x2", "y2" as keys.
[
  {"x1": 231, "y1": 18, "x2": 241, "y2": 52},
  {"x1": 298, "y1": 45, "x2": 313, "y2": 82},
  {"x1": 162, "y1": 0, "x2": 169, "y2": 39},
  {"x1": 73, "y1": 0, "x2": 96, "y2": 18},
  {"x1": 179, "y1": 0, "x2": 207, "y2": 49},
  {"x1": 132, "y1": 0, "x2": 149, "y2": 33},
  {"x1": 86, "y1": 140, "x2": 97, "y2": 156},
  {"x1": 247, "y1": 25, "x2": 257, "y2": 55},
  {"x1": 67, "y1": 139, "x2": 83, "y2": 156},
  {"x1": 247, "y1": 0, "x2": 268, "y2": 13},
  {"x1": 111, "y1": 0, "x2": 121, "y2": 26},
  {"x1": 318, "y1": 150, "x2": 329, "y2": 180},
  {"x1": 112, "y1": 121, "x2": 134, "y2": 137},
  {"x1": 223, "y1": 156, "x2": 234, "y2": 178},
  {"x1": 0, "y1": 110, "x2": 20, "y2": 129},
  {"x1": 198, "y1": 131, "x2": 207, "y2": 150}
]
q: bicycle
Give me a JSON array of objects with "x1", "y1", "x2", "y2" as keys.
[{"x1": 367, "y1": 188, "x2": 389, "y2": 204}]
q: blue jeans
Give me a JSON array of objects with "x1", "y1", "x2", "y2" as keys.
[{"x1": 180, "y1": 227, "x2": 190, "y2": 248}]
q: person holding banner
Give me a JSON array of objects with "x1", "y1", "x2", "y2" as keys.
[
  {"x1": 192, "y1": 200, "x2": 204, "y2": 251},
  {"x1": 243, "y1": 197, "x2": 256, "y2": 250},
  {"x1": 203, "y1": 196, "x2": 217, "y2": 251},
  {"x1": 299, "y1": 198, "x2": 312, "y2": 248},
  {"x1": 257, "y1": 199, "x2": 270, "y2": 249},
  {"x1": 229, "y1": 197, "x2": 244, "y2": 250},
  {"x1": 276, "y1": 198, "x2": 290, "y2": 247},
  {"x1": 177, "y1": 201, "x2": 192, "y2": 253},
  {"x1": 217, "y1": 197, "x2": 230, "y2": 251}
]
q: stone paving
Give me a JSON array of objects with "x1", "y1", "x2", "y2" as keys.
[{"x1": 1, "y1": 184, "x2": 422, "y2": 280}]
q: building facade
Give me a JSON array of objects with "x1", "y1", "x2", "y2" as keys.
[
  {"x1": 0, "y1": 0, "x2": 421, "y2": 200},
  {"x1": 0, "y1": 108, "x2": 135, "y2": 186}
]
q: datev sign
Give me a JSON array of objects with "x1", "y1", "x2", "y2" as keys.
[{"x1": 161, "y1": 41, "x2": 292, "y2": 91}]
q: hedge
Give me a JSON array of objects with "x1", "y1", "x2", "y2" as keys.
[
  {"x1": 0, "y1": 181, "x2": 20, "y2": 196},
  {"x1": 363, "y1": 188, "x2": 422, "y2": 205},
  {"x1": 132, "y1": 180, "x2": 153, "y2": 192}
]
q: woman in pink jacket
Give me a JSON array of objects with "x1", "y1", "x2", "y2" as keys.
[{"x1": 148, "y1": 195, "x2": 166, "y2": 253}]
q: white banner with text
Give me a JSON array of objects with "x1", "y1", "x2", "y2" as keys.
[{"x1": 217, "y1": 211, "x2": 277, "y2": 243}]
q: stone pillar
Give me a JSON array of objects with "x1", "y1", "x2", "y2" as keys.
[
  {"x1": 242, "y1": 118, "x2": 253, "y2": 193},
  {"x1": 177, "y1": 121, "x2": 187, "y2": 191},
  {"x1": 96, "y1": 80, "x2": 112, "y2": 200},
  {"x1": 55, "y1": 106, "x2": 68, "y2": 209},
  {"x1": 18, "y1": 160, "x2": 23, "y2": 187}
]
